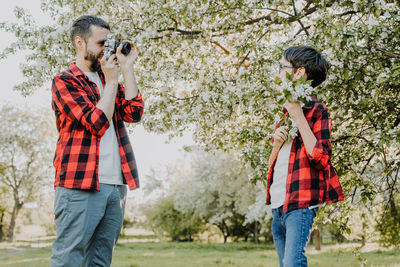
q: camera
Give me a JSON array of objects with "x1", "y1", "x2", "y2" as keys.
[{"x1": 104, "y1": 33, "x2": 131, "y2": 58}]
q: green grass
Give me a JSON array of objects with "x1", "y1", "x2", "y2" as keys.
[
  {"x1": 0, "y1": 242, "x2": 399, "y2": 267},
  {"x1": 119, "y1": 234, "x2": 158, "y2": 240}
]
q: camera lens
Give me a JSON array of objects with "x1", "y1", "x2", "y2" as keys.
[{"x1": 115, "y1": 41, "x2": 131, "y2": 55}]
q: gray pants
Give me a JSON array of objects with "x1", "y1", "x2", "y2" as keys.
[{"x1": 50, "y1": 184, "x2": 127, "y2": 267}]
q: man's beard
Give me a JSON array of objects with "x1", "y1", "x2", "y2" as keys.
[{"x1": 84, "y1": 48, "x2": 102, "y2": 72}]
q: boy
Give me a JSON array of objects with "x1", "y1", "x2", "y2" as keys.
[{"x1": 266, "y1": 46, "x2": 344, "y2": 267}]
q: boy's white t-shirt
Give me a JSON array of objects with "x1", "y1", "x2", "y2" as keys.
[
  {"x1": 270, "y1": 136, "x2": 321, "y2": 210},
  {"x1": 84, "y1": 71, "x2": 124, "y2": 185},
  {"x1": 270, "y1": 139, "x2": 293, "y2": 209}
]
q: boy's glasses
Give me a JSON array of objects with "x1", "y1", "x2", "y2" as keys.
[{"x1": 278, "y1": 64, "x2": 298, "y2": 74}]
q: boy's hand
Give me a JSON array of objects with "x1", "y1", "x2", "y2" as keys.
[
  {"x1": 284, "y1": 101, "x2": 303, "y2": 121},
  {"x1": 273, "y1": 126, "x2": 288, "y2": 147}
]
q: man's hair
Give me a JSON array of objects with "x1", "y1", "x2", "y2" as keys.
[
  {"x1": 70, "y1": 15, "x2": 110, "y2": 48},
  {"x1": 283, "y1": 46, "x2": 329, "y2": 88}
]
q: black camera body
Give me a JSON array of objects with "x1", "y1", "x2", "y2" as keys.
[{"x1": 104, "y1": 33, "x2": 131, "y2": 58}]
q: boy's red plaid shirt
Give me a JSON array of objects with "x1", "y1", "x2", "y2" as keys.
[{"x1": 266, "y1": 96, "x2": 344, "y2": 212}]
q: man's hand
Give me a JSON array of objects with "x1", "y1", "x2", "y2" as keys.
[
  {"x1": 284, "y1": 101, "x2": 303, "y2": 121},
  {"x1": 115, "y1": 40, "x2": 140, "y2": 100},
  {"x1": 273, "y1": 126, "x2": 289, "y2": 148},
  {"x1": 116, "y1": 40, "x2": 139, "y2": 70},
  {"x1": 100, "y1": 53, "x2": 119, "y2": 84}
]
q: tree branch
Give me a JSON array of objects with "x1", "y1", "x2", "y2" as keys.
[
  {"x1": 155, "y1": 0, "x2": 334, "y2": 38},
  {"x1": 375, "y1": 46, "x2": 400, "y2": 58},
  {"x1": 291, "y1": 0, "x2": 309, "y2": 36},
  {"x1": 238, "y1": 30, "x2": 269, "y2": 68},
  {"x1": 167, "y1": 93, "x2": 199, "y2": 101},
  {"x1": 295, "y1": 25, "x2": 311, "y2": 36},
  {"x1": 212, "y1": 41, "x2": 231, "y2": 55},
  {"x1": 393, "y1": 117, "x2": 400, "y2": 128},
  {"x1": 337, "y1": 10, "x2": 359, "y2": 17},
  {"x1": 265, "y1": 7, "x2": 293, "y2": 17}
]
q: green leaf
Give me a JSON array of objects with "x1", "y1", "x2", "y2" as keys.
[
  {"x1": 299, "y1": 76, "x2": 307, "y2": 83},
  {"x1": 286, "y1": 72, "x2": 294, "y2": 80},
  {"x1": 344, "y1": 69, "x2": 349, "y2": 80}
]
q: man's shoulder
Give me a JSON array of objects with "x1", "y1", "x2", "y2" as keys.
[
  {"x1": 53, "y1": 68, "x2": 74, "y2": 81},
  {"x1": 51, "y1": 68, "x2": 82, "y2": 95},
  {"x1": 53, "y1": 62, "x2": 84, "y2": 81}
]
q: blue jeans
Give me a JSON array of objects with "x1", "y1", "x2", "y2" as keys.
[
  {"x1": 50, "y1": 184, "x2": 127, "y2": 267},
  {"x1": 271, "y1": 206, "x2": 318, "y2": 267}
]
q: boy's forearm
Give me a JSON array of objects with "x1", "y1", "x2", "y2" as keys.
[
  {"x1": 292, "y1": 113, "x2": 317, "y2": 156},
  {"x1": 268, "y1": 144, "x2": 282, "y2": 168}
]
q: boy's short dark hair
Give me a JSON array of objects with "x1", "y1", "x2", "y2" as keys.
[
  {"x1": 70, "y1": 15, "x2": 110, "y2": 48},
  {"x1": 283, "y1": 46, "x2": 329, "y2": 88}
]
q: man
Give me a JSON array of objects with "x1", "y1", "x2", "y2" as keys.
[
  {"x1": 266, "y1": 46, "x2": 344, "y2": 267},
  {"x1": 50, "y1": 15, "x2": 144, "y2": 267}
]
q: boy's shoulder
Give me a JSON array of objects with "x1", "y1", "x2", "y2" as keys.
[
  {"x1": 303, "y1": 96, "x2": 330, "y2": 121},
  {"x1": 305, "y1": 96, "x2": 329, "y2": 112}
]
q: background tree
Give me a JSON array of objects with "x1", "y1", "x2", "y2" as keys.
[
  {"x1": 1, "y1": 0, "x2": 399, "y2": 245},
  {"x1": 144, "y1": 196, "x2": 206, "y2": 241},
  {"x1": 171, "y1": 150, "x2": 269, "y2": 243},
  {"x1": 0, "y1": 105, "x2": 56, "y2": 242},
  {"x1": 0, "y1": 184, "x2": 9, "y2": 241}
]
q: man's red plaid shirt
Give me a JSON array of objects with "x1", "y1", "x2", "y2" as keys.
[
  {"x1": 51, "y1": 62, "x2": 144, "y2": 191},
  {"x1": 266, "y1": 96, "x2": 344, "y2": 212}
]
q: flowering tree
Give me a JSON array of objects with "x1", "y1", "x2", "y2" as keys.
[
  {"x1": 0, "y1": 105, "x2": 56, "y2": 242},
  {"x1": 172, "y1": 150, "x2": 268, "y2": 243},
  {"x1": 1, "y1": 0, "x2": 400, "y2": 244}
]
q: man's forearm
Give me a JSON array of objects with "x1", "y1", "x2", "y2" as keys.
[
  {"x1": 292, "y1": 114, "x2": 317, "y2": 156},
  {"x1": 121, "y1": 67, "x2": 139, "y2": 99},
  {"x1": 96, "y1": 81, "x2": 118, "y2": 121}
]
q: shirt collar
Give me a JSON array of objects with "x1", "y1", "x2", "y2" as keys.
[
  {"x1": 69, "y1": 62, "x2": 86, "y2": 77},
  {"x1": 69, "y1": 62, "x2": 105, "y2": 81},
  {"x1": 303, "y1": 95, "x2": 318, "y2": 110}
]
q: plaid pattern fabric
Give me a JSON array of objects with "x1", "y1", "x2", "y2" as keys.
[
  {"x1": 266, "y1": 96, "x2": 344, "y2": 212},
  {"x1": 51, "y1": 62, "x2": 144, "y2": 191}
]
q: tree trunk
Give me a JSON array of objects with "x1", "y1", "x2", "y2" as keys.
[
  {"x1": 254, "y1": 221, "x2": 259, "y2": 244},
  {"x1": 360, "y1": 213, "x2": 366, "y2": 247},
  {"x1": 7, "y1": 197, "x2": 23, "y2": 243},
  {"x1": 314, "y1": 228, "x2": 321, "y2": 250},
  {"x1": 216, "y1": 220, "x2": 230, "y2": 243},
  {"x1": 0, "y1": 210, "x2": 4, "y2": 241},
  {"x1": 389, "y1": 198, "x2": 399, "y2": 224}
]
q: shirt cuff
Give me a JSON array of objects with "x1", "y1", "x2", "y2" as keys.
[
  {"x1": 308, "y1": 141, "x2": 329, "y2": 167},
  {"x1": 93, "y1": 108, "x2": 110, "y2": 136},
  {"x1": 120, "y1": 91, "x2": 143, "y2": 105}
]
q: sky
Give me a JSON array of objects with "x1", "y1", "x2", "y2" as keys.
[{"x1": 0, "y1": 0, "x2": 194, "y2": 201}]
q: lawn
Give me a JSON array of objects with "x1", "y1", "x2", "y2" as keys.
[{"x1": 1, "y1": 241, "x2": 399, "y2": 267}]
